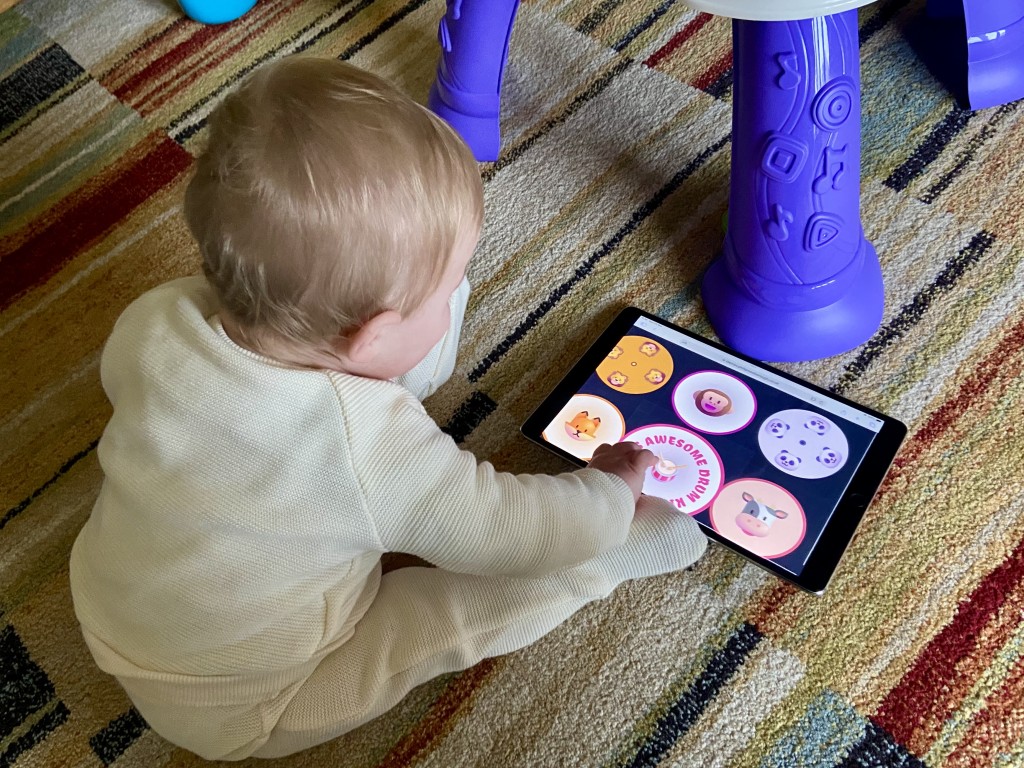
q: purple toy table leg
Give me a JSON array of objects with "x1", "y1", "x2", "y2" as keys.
[
  {"x1": 702, "y1": 11, "x2": 884, "y2": 361},
  {"x1": 927, "y1": 0, "x2": 1024, "y2": 110},
  {"x1": 427, "y1": 0, "x2": 521, "y2": 162}
]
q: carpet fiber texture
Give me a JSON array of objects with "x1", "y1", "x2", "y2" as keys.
[{"x1": 2, "y1": 0, "x2": 1024, "y2": 766}]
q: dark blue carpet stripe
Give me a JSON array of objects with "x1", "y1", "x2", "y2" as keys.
[
  {"x1": 920, "y1": 102, "x2": 1020, "y2": 204},
  {"x1": 0, "y1": 44, "x2": 85, "y2": 133},
  {"x1": 470, "y1": 132, "x2": 730, "y2": 383},
  {"x1": 1, "y1": 438, "x2": 99, "y2": 532},
  {"x1": 442, "y1": 391, "x2": 499, "y2": 444},
  {"x1": 837, "y1": 720, "x2": 927, "y2": 768},
  {"x1": 884, "y1": 106, "x2": 974, "y2": 192},
  {"x1": 0, "y1": 702, "x2": 69, "y2": 768},
  {"x1": 704, "y1": 68, "x2": 733, "y2": 100},
  {"x1": 625, "y1": 622, "x2": 763, "y2": 768},
  {"x1": 577, "y1": 0, "x2": 629, "y2": 35},
  {"x1": 0, "y1": 625, "x2": 56, "y2": 742},
  {"x1": 833, "y1": 230, "x2": 995, "y2": 394},
  {"x1": 337, "y1": 0, "x2": 432, "y2": 61},
  {"x1": 612, "y1": 0, "x2": 678, "y2": 53},
  {"x1": 90, "y1": 708, "x2": 149, "y2": 766}
]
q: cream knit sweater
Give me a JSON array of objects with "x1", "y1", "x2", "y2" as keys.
[{"x1": 70, "y1": 277, "x2": 695, "y2": 757}]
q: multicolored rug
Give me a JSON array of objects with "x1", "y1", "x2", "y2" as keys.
[{"x1": 3, "y1": 0, "x2": 1023, "y2": 765}]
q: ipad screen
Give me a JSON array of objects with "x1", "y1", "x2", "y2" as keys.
[{"x1": 538, "y1": 315, "x2": 886, "y2": 581}]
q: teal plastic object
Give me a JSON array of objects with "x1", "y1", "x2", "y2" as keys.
[{"x1": 177, "y1": 0, "x2": 257, "y2": 24}]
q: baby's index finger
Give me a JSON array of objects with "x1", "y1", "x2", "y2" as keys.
[{"x1": 637, "y1": 448, "x2": 656, "y2": 465}]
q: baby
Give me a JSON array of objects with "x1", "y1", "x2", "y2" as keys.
[{"x1": 69, "y1": 56, "x2": 706, "y2": 761}]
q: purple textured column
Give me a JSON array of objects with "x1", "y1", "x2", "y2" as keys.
[
  {"x1": 928, "y1": 0, "x2": 1024, "y2": 110},
  {"x1": 427, "y1": 0, "x2": 521, "y2": 162},
  {"x1": 702, "y1": 12, "x2": 884, "y2": 362}
]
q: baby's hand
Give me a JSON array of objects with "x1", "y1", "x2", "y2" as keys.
[{"x1": 588, "y1": 441, "x2": 655, "y2": 503}]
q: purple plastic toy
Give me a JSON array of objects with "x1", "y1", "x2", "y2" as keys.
[
  {"x1": 701, "y1": 11, "x2": 884, "y2": 361},
  {"x1": 429, "y1": 6, "x2": 885, "y2": 361},
  {"x1": 427, "y1": 0, "x2": 520, "y2": 162},
  {"x1": 927, "y1": 0, "x2": 1024, "y2": 110}
]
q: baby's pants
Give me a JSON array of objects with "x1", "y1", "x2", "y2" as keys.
[
  {"x1": 120, "y1": 499, "x2": 706, "y2": 760},
  {"x1": 246, "y1": 498, "x2": 706, "y2": 759}
]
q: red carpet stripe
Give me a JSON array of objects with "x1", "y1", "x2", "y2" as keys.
[
  {"x1": 692, "y1": 49, "x2": 732, "y2": 93},
  {"x1": 0, "y1": 133, "x2": 193, "y2": 311},
  {"x1": 904, "y1": 574, "x2": 1024, "y2": 756},
  {"x1": 104, "y1": 0, "x2": 280, "y2": 111},
  {"x1": 644, "y1": 12, "x2": 712, "y2": 68},
  {"x1": 108, "y1": 21, "x2": 227, "y2": 107},
  {"x1": 143, "y1": 1, "x2": 298, "y2": 115},
  {"x1": 872, "y1": 533, "x2": 1024, "y2": 746}
]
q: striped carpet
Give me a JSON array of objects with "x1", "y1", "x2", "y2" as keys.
[{"x1": 2, "y1": 0, "x2": 1023, "y2": 766}]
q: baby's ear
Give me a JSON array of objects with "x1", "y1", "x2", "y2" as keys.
[{"x1": 345, "y1": 310, "x2": 403, "y2": 364}]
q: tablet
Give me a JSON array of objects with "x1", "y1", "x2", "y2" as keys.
[{"x1": 521, "y1": 307, "x2": 907, "y2": 594}]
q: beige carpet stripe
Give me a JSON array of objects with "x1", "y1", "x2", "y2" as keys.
[{"x1": 666, "y1": 644, "x2": 805, "y2": 768}]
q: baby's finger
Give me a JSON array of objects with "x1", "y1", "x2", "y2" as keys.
[{"x1": 632, "y1": 447, "x2": 656, "y2": 469}]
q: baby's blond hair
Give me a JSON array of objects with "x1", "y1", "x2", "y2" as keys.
[{"x1": 185, "y1": 56, "x2": 483, "y2": 355}]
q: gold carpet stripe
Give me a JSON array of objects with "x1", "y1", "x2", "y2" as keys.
[
  {"x1": 843, "y1": 235, "x2": 1024, "y2": 420},
  {"x1": 0, "y1": 348, "x2": 99, "y2": 444},
  {"x1": 959, "y1": 109, "x2": 1024, "y2": 239},
  {"x1": 0, "y1": 463, "x2": 99, "y2": 619},
  {"x1": 746, "y1": 309, "x2": 1024, "y2": 686},
  {"x1": 588, "y1": 1, "x2": 694, "y2": 59},
  {"x1": 0, "y1": 188, "x2": 195, "y2": 509},
  {"x1": 849, "y1": 495, "x2": 1024, "y2": 711}
]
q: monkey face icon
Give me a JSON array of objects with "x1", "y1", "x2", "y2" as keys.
[
  {"x1": 694, "y1": 388, "x2": 733, "y2": 416},
  {"x1": 645, "y1": 369, "x2": 666, "y2": 385},
  {"x1": 607, "y1": 345, "x2": 624, "y2": 360}
]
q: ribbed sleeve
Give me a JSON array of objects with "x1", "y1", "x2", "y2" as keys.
[{"x1": 333, "y1": 379, "x2": 636, "y2": 577}]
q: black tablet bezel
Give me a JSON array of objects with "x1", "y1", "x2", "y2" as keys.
[{"x1": 521, "y1": 306, "x2": 908, "y2": 594}]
